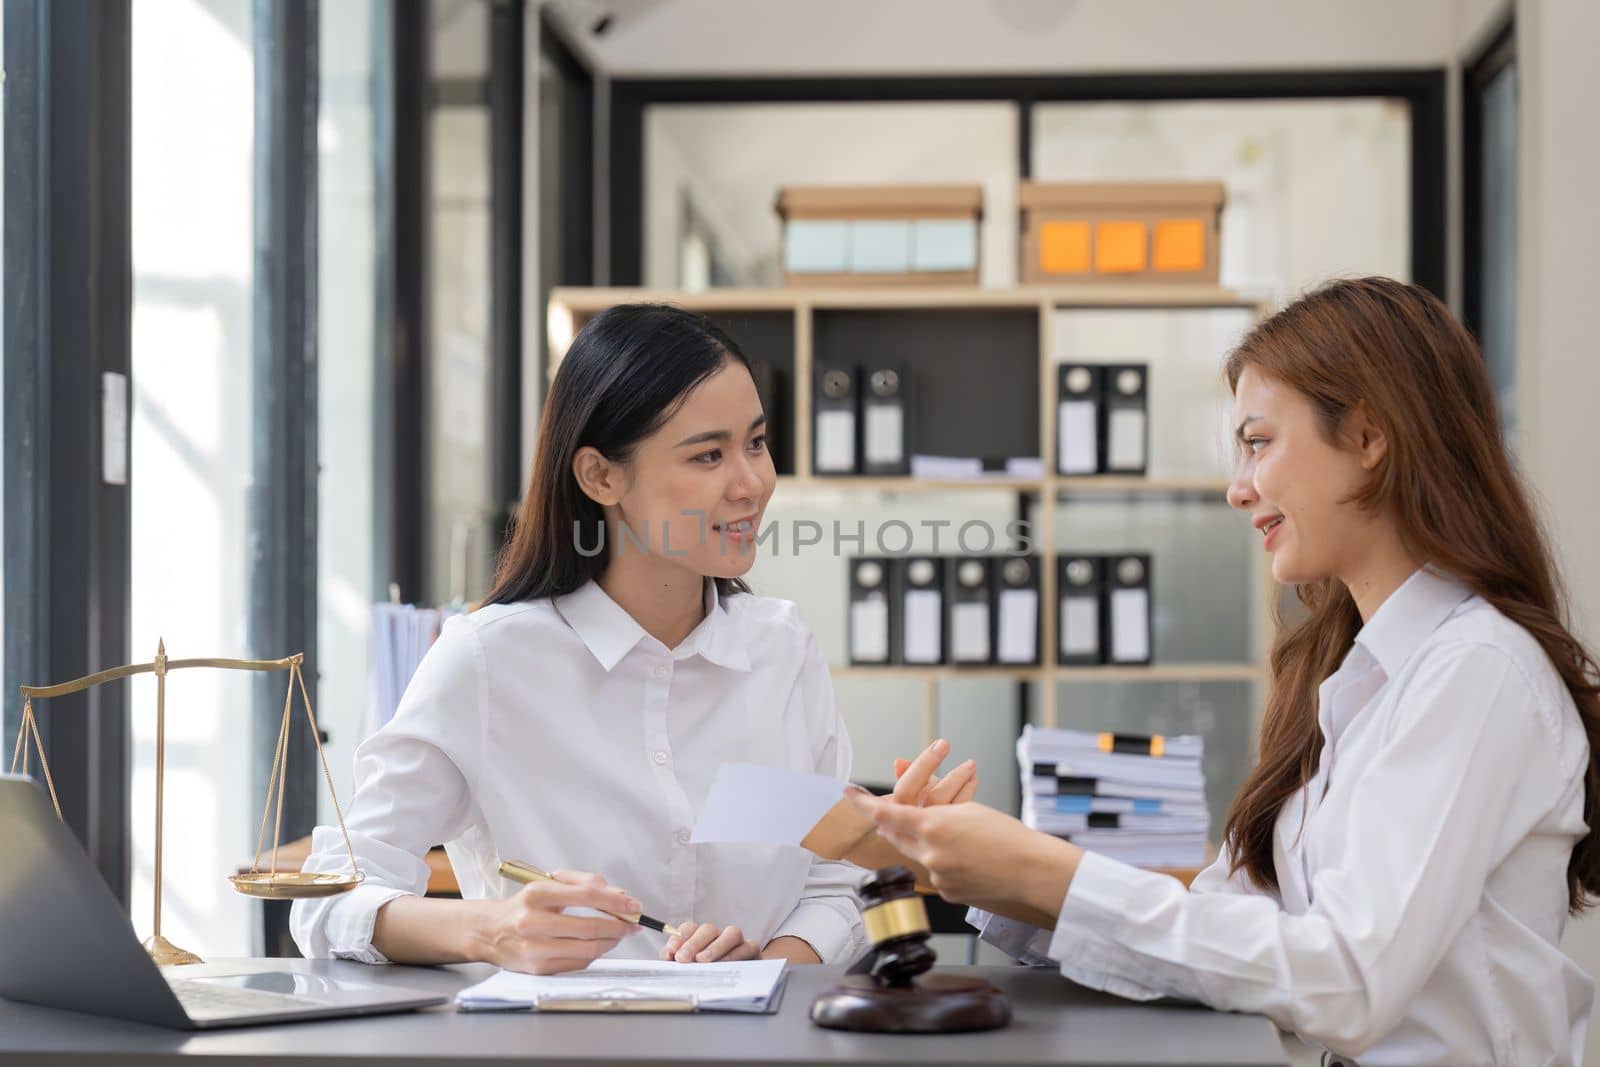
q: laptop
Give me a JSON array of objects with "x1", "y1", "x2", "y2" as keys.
[{"x1": 0, "y1": 773, "x2": 448, "y2": 1029}]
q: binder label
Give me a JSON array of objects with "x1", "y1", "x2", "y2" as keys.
[
  {"x1": 1057, "y1": 399, "x2": 1098, "y2": 474},
  {"x1": 951, "y1": 602, "x2": 991, "y2": 662},
  {"x1": 864, "y1": 405, "x2": 904, "y2": 467},
  {"x1": 1061, "y1": 596, "x2": 1099, "y2": 656},
  {"x1": 996, "y1": 588, "x2": 1038, "y2": 664},
  {"x1": 815, "y1": 410, "x2": 856, "y2": 473},
  {"x1": 849, "y1": 598, "x2": 889, "y2": 662},
  {"x1": 903, "y1": 589, "x2": 943, "y2": 664},
  {"x1": 1107, "y1": 408, "x2": 1146, "y2": 471},
  {"x1": 1110, "y1": 587, "x2": 1150, "y2": 662}
]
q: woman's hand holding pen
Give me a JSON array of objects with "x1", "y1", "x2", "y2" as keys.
[{"x1": 477, "y1": 869, "x2": 641, "y2": 975}]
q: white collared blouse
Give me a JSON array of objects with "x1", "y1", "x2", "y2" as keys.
[
  {"x1": 291, "y1": 580, "x2": 866, "y2": 965},
  {"x1": 975, "y1": 568, "x2": 1594, "y2": 1066}
]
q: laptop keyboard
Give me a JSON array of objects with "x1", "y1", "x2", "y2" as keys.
[{"x1": 169, "y1": 978, "x2": 317, "y2": 1018}]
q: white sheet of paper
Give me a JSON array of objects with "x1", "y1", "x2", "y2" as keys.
[
  {"x1": 903, "y1": 589, "x2": 942, "y2": 663},
  {"x1": 1005, "y1": 456, "x2": 1046, "y2": 479},
  {"x1": 864, "y1": 404, "x2": 904, "y2": 467},
  {"x1": 1107, "y1": 408, "x2": 1146, "y2": 471},
  {"x1": 951, "y1": 602, "x2": 990, "y2": 662},
  {"x1": 815, "y1": 409, "x2": 856, "y2": 473},
  {"x1": 1061, "y1": 596, "x2": 1100, "y2": 656},
  {"x1": 1110, "y1": 587, "x2": 1150, "y2": 662},
  {"x1": 996, "y1": 588, "x2": 1038, "y2": 663},
  {"x1": 850, "y1": 597, "x2": 889, "y2": 663},
  {"x1": 1057, "y1": 399, "x2": 1098, "y2": 474},
  {"x1": 689, "y1": 763, "x2": 844, "y2": 846},
  {"x1": 456, "y1": 958, "x2": 788, "y2": 1013}
]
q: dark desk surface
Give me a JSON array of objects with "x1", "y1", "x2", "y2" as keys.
[{"x1": 0, "y1": 958, "x2": 1288, "y2": 1067}]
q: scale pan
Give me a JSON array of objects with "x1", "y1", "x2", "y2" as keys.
[{"x1": 228, "y1": 871, "x2": 361, "y2": 899}]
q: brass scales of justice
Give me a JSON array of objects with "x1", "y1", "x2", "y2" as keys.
[{"x1": 8, "y1": 640, "x2": 364, "y2": 966}]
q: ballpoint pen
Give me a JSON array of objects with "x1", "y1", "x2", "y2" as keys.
[{"x1": 498, "y1": 860, "x2": 683, "y2": 939}]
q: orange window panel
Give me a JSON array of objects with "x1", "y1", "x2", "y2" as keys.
[
  {"x1": 1153, "y1": 219, "x2": 1207, "y2": 273},
  {"x1": 1039, "y1": 220, "x2": 1091, "y2": 274},
  {"x1": 1095, "y1": 221, "x2": 1147, "y2": 273}
]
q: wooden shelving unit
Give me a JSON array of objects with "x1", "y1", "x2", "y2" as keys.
[
  {"x1": 547, "y1": 286, "x2": 1276, "y2": 746},
  {"x1": 777, "y1": 475, "x2": 1233, "y2": 496}
]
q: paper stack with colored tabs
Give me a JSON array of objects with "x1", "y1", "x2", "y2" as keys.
[{"x1": 1017, "y1": 724, "x2": 1209, "y2": 868}]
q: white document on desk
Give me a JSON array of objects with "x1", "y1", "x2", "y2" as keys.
[
  {"x1": 689, "y1": 763, "x2": 843, "y2": 847},
  {"x1": 456, "y1": 958, "x2": 788, "y2": 1013}
]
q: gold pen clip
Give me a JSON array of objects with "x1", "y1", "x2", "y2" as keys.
[{"x1": 497, "y1": 860, "x2": 682, "y2": 938}]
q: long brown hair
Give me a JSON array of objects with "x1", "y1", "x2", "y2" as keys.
[{"x1": 1221, "y1": 276, "x2": 1600, "y2": 911}]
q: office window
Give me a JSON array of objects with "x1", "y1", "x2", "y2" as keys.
[
  {"x1": 1032, "y1": 99, "x2": 1412, "y2": 298},
  {"x1": 644, "y1": 103, "x2": 1020, "y2": 289},
  {"x1": 427, "y1": 0, "x2": 500, "y2": 606},
  {"x1": 129, "y1": 0, "x2": 256, "y2": 955}
]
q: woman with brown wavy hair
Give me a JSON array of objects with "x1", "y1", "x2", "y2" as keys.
[{"x1": 851, "y1": 277, "x2": 1600, "y2": 1065}]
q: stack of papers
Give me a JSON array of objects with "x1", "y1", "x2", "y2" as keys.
[
  {"x1": 455, "y1": 959, "x2": 789, "y2": 1014},
  {"x1": 365, "y1": 602, "x2": 461, "y2": 739},
  {"x1": 1019, "y1": 725, "x2": 1209, "y2": 868}
]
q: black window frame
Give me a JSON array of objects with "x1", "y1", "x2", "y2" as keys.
[
  {"x1": 251, "y1": 0, "x2": 322, "y2": 957},
  {"x1": 1461, "y1": 18, "x2": 1515, "y2": 345},
  {"x1": 2, "y1": 0, "x2": 134, "y2": 905}
]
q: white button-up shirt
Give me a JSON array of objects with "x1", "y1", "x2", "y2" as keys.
[
  {"x1": 291, "y1": 581, "x2": 866, "y2": 965},
  {"x1": 974, "y1": 568, "x2": 1593, "y2": 1065}
]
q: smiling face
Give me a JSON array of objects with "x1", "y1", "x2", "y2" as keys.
[
  {"x1": 1226, "y1": 366, "x2": 1389, "y2": 586},
  {"x1": 576, "y1": 357, "x2": 776, "y2": 582}
]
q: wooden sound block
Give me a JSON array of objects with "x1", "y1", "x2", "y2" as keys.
[{"x1": 810, "y1": 974, "x2": 1012, "y2": 1034}]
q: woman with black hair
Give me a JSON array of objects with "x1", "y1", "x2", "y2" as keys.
[{"x1": 292, "y1": 305, "x2": 864, "y2": 974}]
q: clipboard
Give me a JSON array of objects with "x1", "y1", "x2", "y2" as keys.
[
  {"x1": 535, "y1": 990, "x2": 700, "y2": 1013},
  {"x1": 531, "y1": 975, "x2": 790, "y2": 1015}
]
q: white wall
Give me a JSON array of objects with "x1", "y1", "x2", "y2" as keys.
[
  {"x1": 1517, "y1": 2, "x2": 1600, "y2": 1058},
  {"x1": 551, "y1": 0, "x2": 1460, "y2": 76}
]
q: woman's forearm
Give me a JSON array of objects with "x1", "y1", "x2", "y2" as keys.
[
  {"x1": 761, "y1": 935, "x2": 822, "y2": 964},
  {"x1": 1018, "y1": 833, "x2": 1082, "y2": 921},
  {"x1": 371, "y1": 894, "x2": 496, "y2": 965}
]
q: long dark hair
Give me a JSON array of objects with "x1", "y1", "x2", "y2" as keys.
[
  {"x1": 1220, "y1": 276, "x2": 1600, "y2": 912},
  {"x1": 482, "y1": 303, "x2": 755, "y2": 606}
]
